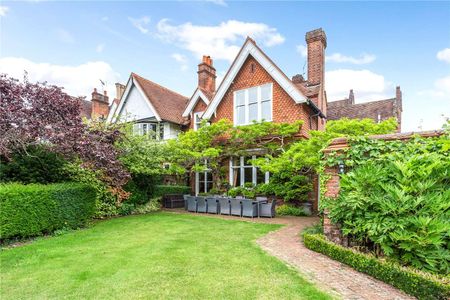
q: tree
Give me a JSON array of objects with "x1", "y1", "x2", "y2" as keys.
[{"x1": 0, "y1": 74, "x2": 129, "y2": 195}]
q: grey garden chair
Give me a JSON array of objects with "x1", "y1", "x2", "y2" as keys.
[
  {"x1": 235, "y1": 195, "x2": 244, "y2": 199},
  {"x1": 219, "y1": 198, "x2": 231, "y2": 215},
  {"x1": 206, "y1": 197, "x2": 219, "y2": 214},
  {"x1": 183, "y1": 194, "x2": 190, "y2": 210},
  {"x1": 230, "y1": 198, "x2": 242, "y2": 216},
  {"x1": 259, "y1": 200, "x2": 276, "y2": 218},
  {"x1": 256, "y1": 196, "x2": 268, "y2": 202},
  {"x1": 187, "y1": 196, "x2": 197, "y2": 212},
  {"x1": 196, "y1": 197, "x2": 207, "y2": 213},
  {"x1": 241, "y1": 199, "x2": 257, "y2": 218}
]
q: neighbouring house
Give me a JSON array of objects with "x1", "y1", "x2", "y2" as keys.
[
  {"x1": 79, "y1": 83, "x2": 125, "y2": 121},
  {"x1": 328, "y1": 87, "x2": 403, "y2": 131},
  {"x1": 106, "y1": 73, "x2": 188, "y2": 140}
]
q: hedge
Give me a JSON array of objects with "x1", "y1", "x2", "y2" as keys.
[
  {"x1": 303, "y1": 233, "x2": 450, "y2": 300},
  {"x1": 152, "y1": 185, "x2": 191, "y2": 198},
  {"x1": 0, "y1": 183, "x2": 96, "y2": 240}
]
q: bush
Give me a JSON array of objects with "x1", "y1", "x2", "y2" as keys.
[
  {"x1": 325, "y1": 152, "x2": 450, "y2": 274},
  {"x1": 132, "y1": 197, "x2": 161, "y2": 215},
  {"x1": 152, "y1": 185, "x2": 191, "y2": 198},
  {"x1": 0, "y1": 183, "x2": 96, "y2": 240},
  {"x1": 303, "y1": 233, "x2": 450, "y2": 300},
  {"x1": 0, "y1": 146, "x2": 68, "y2": 184},
  {"x1": 276, "y1": 204, "x2": 308, "y2": 216}
]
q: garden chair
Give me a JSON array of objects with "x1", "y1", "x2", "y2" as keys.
[
  {"x1": 230, "y1": 198, "x2": 242, "y2": 217},
  {"x1": 196, "y1": 197, "x2": 207, "y2": 213},
  {"x1": 183, "y1": 194, "x2": 190, "y2": 210},
  {"x1": 218, "y1": 198, "x2": 231, "y2": 215},
  {"x1": 259, "y1": 200, "x2": 276, "y2": 218},
  {"x1": 256, "y1": 196, "x2": 268, "y2": 203},
  {"x1": 187, "y1": 196, "x2": 197, "y2": 212},
  {"x1": 235, "y1": 195, "x2": 244, "y2": 199},
  {"x1": 241, "y1": 199, "x2": 257, "y2": 218},
  {"x1": 206, "y1": 197, "x2": 219, "y2": 214}
]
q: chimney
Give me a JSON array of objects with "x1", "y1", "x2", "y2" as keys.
[
  {"x1": 115, "y1": 83, "x2": 126, "y2": 101},
  {"x1": 348, "y1": 89, "x2": 355, "y2": 105},
  {"x1": 305, "y1": 28, "x2": 327, "y2": 86},
  {"x1": 395, "y1": 86, "x2": 403, "y2": 132},
  {"x1": 198, "y1": 55, "x2": 216, "y2": 93},
  {"x1": 91, "y1": 88, "x2": 110, "y2": 121}
]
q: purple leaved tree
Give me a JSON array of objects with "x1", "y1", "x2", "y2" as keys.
[{"x1": 0, "y1": 74, "x2": 130, "y2": 198}]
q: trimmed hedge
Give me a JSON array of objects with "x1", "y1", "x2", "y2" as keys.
[
  {"x1": 303, "y1": 233, "x2": 450, "y2": 300},
  {"x1": 152, "y1": 185, "x2": 191, "y2": 198},
  {"x1": 0, "y1": 183, "x2": 96, "y2": 240}
]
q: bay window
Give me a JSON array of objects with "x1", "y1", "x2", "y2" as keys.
[
  {"x1": 229, "y1": 156, "x2": 269, "y2": 187},
  {"x1": 133, "y1": 122, "x2": 164, "y2": 140},
  {"x1": 233, "y1": 83, "x2": 273, "y2": 126}
]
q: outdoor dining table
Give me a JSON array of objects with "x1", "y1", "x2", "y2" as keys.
[{"x1": 252, "y1": 199, "x2": 268, "y2": 217}]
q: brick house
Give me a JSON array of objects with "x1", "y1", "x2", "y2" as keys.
[
  {"x1": 182, "y1": 29, "x2": 328, "y2": 196},
  {"x1": 328, "y1": 87, "x2": 403, "y2": 131}
]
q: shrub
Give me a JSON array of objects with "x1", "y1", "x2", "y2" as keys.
[
  {"x1": 0, "y1": 183, "x2": 96, "y2": 240},
  {"x1": 303, "y1": 233, "x2": 450, "y2": 300},
  {"x1": 0, "y1": 146, "x2": 68, "y2": 184},
  {"x1": 276, "y1": 204, "x2": 308, "y2": 216},
  {"x1": 325, "y1": 152, "x2": 450, "y2": 274},
  {"x1": 132, "y1": 197, "x2": 161, "y2": 215},
  {"x1": 152, "y1": 185, "x2": 191, "y2": 198}
]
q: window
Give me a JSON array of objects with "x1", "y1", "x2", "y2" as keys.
[
  {"x1": 196, "y1": 160, "x2": 213, "y2": 195},
  {"x1": 233, "y1": 83, "x2": 272, "y2": 126},
  {"x1": 133, "y1": 122, "x2": 164, "y2": 140},
  {"x1": 194, "y1": 112, "x2": 203, "y2": 131},
  {"x1": 229, "y1": 156, "x2": 269, "y2": 187}
]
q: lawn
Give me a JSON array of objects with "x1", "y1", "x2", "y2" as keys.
[{"x1": 0, "y1": 212, "x2": 331, "y2": 300}]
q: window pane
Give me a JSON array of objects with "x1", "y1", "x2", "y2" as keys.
[
  {"x1": 256, "y1": 168, "x2": 265, "y2": 184},
  {"x1": 244, "y1": 157, "x2": 253, "y2": 167},
  {"x1": 236, "y1": 106, "x2": 246, "y2": 125},
  {"x1": 199, "y1": 182, "x2": 206, "y2": 193},
  {"x1": 235, "y1": 90, "x2": 245, "y2": 106},
  {"x1": 199, "y1": 172, "x2": 205, "y2": 181},
  {"x1": 244, "y1": 167, "x2": 253, "y2": 184},
  {"x1": 231, "y1": 158, "x2": 240, "y2": 167},
  {"x1": 261, "y1": 100, "x2": 271, "y2": 121},
  {"x1": 206, "y1": 172, "x2": 213, "y2": 182},
  {"x1": 206, "y1": 182, "x2": 213, "y2": 193},
  {"x1": 249, "y1": 103, "x2": 258, "y2": 122},
  {"x1": 261, "y1": 84, "x2": 271, "y2": 101},
  {"x1": 233, "y1": 169, "x2": 241, "y2": 187},
  {"x1": 248, "y1": 87, "x2": 258, "y2": 104}
]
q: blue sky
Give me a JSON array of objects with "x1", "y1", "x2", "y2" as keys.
[{"x1": 1, "y1": 1, "x2": 449, "y2": 131}]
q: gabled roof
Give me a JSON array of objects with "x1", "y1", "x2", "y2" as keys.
[
  {"x1": 131, "y1": 73, "x2": 188, "y2": 124},
  {"x1": 110, "y1": 73, "x2": 188, "y2": 124},
  {"x1": 203, "y1": 37, "x2": 307, "y2": 119},
  {"x1": 182, "y1": 87, "x2": 212, "y2": 117},
  {"x1": 327, "y1": 98, "x2": 400, "y2": 121}
]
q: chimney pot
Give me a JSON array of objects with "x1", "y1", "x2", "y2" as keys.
[
  {"x1": 198, "y1": 55, "x2": 216, "y2": 93},
  {"x1": 349, "y1": 89, "x2": 355, "y2": 105}
]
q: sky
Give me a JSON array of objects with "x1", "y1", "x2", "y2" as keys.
[{"x1": 0, "y1": 1, "x2": 449, "y2": 131}]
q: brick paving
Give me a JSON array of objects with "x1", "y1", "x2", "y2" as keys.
[{"x1": 165, "y1": 209, "x2": 414, "y2": 300}]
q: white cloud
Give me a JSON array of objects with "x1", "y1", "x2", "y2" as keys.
[
  {"x1": 326, "y1": 69, "x2": 392, "y2": 101},
  {"x1": 129, "y1": 16, "x2": 150, "y2": 34},
  {"x1": 296, "y1": 45, "x2": 307, "y2": 57},
  {"x1": 0, "y1": 57, "x2": 120, "y2": 100},
  {"x1": 0, "y1": 5, "x2": 9, "y2": 17},
  {"x1": 56, "y1": 28, "x2": 75, "y2": 44},
  {"x1": 156, "y1": 19, "x2": 285, "y2": 61},
  {"x1": 437, "y1": 48, "x2": 450, "y2": 63},
  {"x1": 418, "y1": 75, "x2": 450, "y2": 98},
  {"x1": 326, "y1": 53, "x2": 376, "y2": 65},
  {"x1": 96, "y1": 43, "x2": 105, "y2": 53},
  {"x1": 171, "y1": 53, "x2": 188, "y2": 71},
  {"x1": 204, "y1": 0, "x2": 227, "y2": 6}
]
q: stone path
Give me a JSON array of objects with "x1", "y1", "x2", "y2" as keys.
[{"x1": 165, "y1": 209, "x2": 414, "y2": 300}]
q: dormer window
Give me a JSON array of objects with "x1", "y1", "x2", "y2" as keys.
[{"x1": 233, "y1": 83, "x2": 272, "y2": 126}]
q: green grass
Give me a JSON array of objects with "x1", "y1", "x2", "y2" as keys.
[{"x1": 1, "y1": 212, "x2": 331, "y2": 300}]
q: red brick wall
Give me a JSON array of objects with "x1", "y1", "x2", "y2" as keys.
[
  {"x1": 210, "y1": 55, "x2": 313, "y2": 135},
  {"x1": 91, "y1": 100, "x2": 109, "y2": 120}
]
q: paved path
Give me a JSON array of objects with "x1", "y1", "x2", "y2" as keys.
[{"x1": 165, "y1": 209, "x2": 414, "y2": 300}]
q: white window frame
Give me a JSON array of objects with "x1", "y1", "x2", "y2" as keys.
[
  {"x1": 233, "y1": 83, "x2": 273, "y2": 126},
  {"x1": 195, "y1": 160, "x2": 213, "y2": 195},
  {"x1": 133, "y1": 122, "x2": 163, "y2": 140},
  {"x1": 193, "y1": 111, "x2": 203, "y2": 131},
  {"x1": 229, "y1": 156, "x2": 269, "y2": 187}
]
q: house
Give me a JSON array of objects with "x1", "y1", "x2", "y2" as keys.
[
  {"x1": 328, "y1": 87, "x2": 403, "y2": 131},
  {"x1": 79, "y1": 84, "x2": 124, "y2": 121},
  {"x1": 182, "y1": 28, "x2": 328, "y2": 196},
  {"x1": 106, "y1": 73, "x2": 188, "y2": 139}
]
